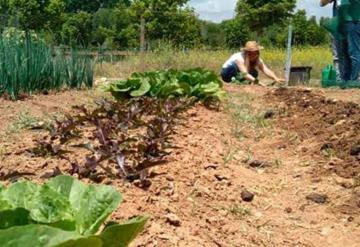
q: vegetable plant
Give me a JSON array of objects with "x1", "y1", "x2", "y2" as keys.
[
  {"x1": 0, "y1": 33, "x2": 93, "y2": 100},
  {"x1": 104, "y1": 68, "x2": 226, "y2": 102},
  {"x1": 31, "y1": 97, "x2": 194, "y2": 182},
  {"x1": 0, "y1": 175, "x2": 148, "y2": 247}
]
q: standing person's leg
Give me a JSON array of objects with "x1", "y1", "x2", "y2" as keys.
[
  {"x1": 331, "y1": 36, "x2": 342, "y2": 81},
  {"x1": 336, "y1": 38, "x2": 351, "y2": 81},
  {"x1": 345, "y1": 22, "x2": 360, "y2": 81}
]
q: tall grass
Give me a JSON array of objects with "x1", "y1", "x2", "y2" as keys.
[
  {"x1": 95, "y1": 46, "x2": 332, "y2": 81},
  {"x1": 0, "y1": 34, "x2": 94, "y2": 99}
]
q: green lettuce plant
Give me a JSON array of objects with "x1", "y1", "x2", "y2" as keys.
[
  {"x1": 0, "y1": 176, "x2": 148, "y2": 247},
  {"x1": 104, "y1": 68, "x2": 227, "y2": 102}
]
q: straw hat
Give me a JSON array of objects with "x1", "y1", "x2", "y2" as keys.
[{"x1": 241, "y1": 41, "x2": 264, "y2": 52}]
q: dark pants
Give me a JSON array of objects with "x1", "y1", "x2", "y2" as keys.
[
  {"x1": 221, "y1": 62, "x2": 258, "y2": 83},
  {"x1": 343, "y1": 22, "x2": 360, "y2": 81}
]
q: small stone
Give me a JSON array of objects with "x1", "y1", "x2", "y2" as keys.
[
  {"x1": 348, "y1": 216, "x2": 354, "y2": 222},
  {"x1": 241, "y1": 189, "x2": 255, "y2": 202},
  {"x1": 334, "y1": 176, "x2": 354, "y2": 189},
  {"x1": 306, "y1": 193, "x2": 328, "y2": 204},
  {"x1": 335, "y1": 120, "x2": 346, "y2": 126},
  {"x1": 165, "y1": 213, "x2": 181, "y2": 227},
  {"x1": 350, "y1": 145, "x2": 360, "y2": 156},
  {"x1": 249, "y1": 160, "x2": 267, "y2": 168},
  {"x1": 204, "y1": 163, "x2": 218, "y2": 170},
  {"x1": 277, "y1": 144, "x2": 287, "y2": 150},
  {"x1": 284, "y1": 207, "x2": 292, "y2": 213},
  {"x1": 264, "y1": 110, "x2": 275, "y2": 119},
  {"x1": 320, "y1": 226, "x2": 332, "y2": 236},
  {"x1": 214, "y1": 174, "x2": 228, "y2": 181}
]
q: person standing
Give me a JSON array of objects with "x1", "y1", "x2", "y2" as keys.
[
  {"x1": 320, "y1": 0, "x2": 348, "y2": 81},
  {"x1": 320, "y1": 0, "x2": 360, "y2": 81},
  {"x1": 341, "y1": 0, "x2": 360, "y2": 81}
]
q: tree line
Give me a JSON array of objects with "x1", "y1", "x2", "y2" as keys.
[{"x1": 0, "y1": 0, "x2": 330, "y2": 49}]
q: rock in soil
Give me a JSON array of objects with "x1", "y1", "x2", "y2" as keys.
[
  {"x1": 306, "y1": 193, "x2": 328, "y2": 204},
  {"x1": 214, "y1": 174, "x2": 228, "y2": 181},
  {"x1": 249, "y1": 160, "x2": 267, "y2": 168},
  {"x1": 350, "y1": 145, "x2": 360, "y2": 156},
  {"x1": 264, "y1": 109, "x2": 275, "y2": 119},
  {"x1": 241, "y1": 189, "x2": 255, "y2": 202},
  {"x1": 165, "y1": 213, "x2": 181, "y2": 227},
  {"x1": 284, "y1": 207, "x2": 293, "y2": 213}
]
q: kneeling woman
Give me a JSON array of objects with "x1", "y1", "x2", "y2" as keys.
[{"x1": 221, "y1": 41, "x2": 283, "y2": 84}]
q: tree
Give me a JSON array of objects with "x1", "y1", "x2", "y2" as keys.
[
  {"x1": 3, "y1": 0, "x2": 65, "y2": 30},
  {"x1": 91, "y1": 3, "x2": 134, "y2": 49},
  {"x1": 199, "y1": 20, "x2": 226, "y2": 48},
  {"x1": 61, "y1": 11, "x2": 92, "y2": 47},
  {"x1": 236, "y1": 0, "x2": 296, "y2": 38},
  {"x1": 129, "y1": 0, "x2": 201, "y2": 48},
  {"x1": 221, "y1": 18, "x2": 251, "y2": 49},
  {"x1": 64, "y1": 0, "x2": 129, "y2": 13},
  {"x1": 291, "y1": 10, "x2": 329, "y2": 46}
]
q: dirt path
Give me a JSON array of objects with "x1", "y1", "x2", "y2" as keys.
[{"x1": 0, "y1": 85, "x2": 359, "y2": 246}]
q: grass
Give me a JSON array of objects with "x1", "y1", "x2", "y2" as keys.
[
  {"x1": 5, "y1": 111, "x2": 41, "y2": 135},
  {"x1": 5, "y1": 111, "x2": 61, "y2": 135},
  {"x1": 225, "y1": 92, "x2": 273, "y2": 142},
  {"x1": 95, "y1": 46, "x2": 332, "y2": 81},
  {"x1": 224, "y1": 204, "x2": 252, "y2": 219}
]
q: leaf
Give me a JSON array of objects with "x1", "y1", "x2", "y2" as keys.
[
  {"x1": 0, "y1": 218, "x2": 148, "y2": 247},
  {"x1": 0, "y1": 208, "x2": 31, "y2": 229},
  {"x1": 0, "y1": 225, "x2": 93, "y2": 247},
  {"x1": 46, "y1": 176, "x2": 122, "y2": 235},
  {"x1": 130, "y1": 78, "x2": 151, "y2": 97},
  {"x1": 28, "y1": 185, "x2": 74, "y2": 225},
  {"x1": 75, "y1": 184, "x2": 122, "y2": 235},
  {"x1": 99, "y1": 216, "x2": 149, "y2": 247},
  {"x1": 3, "y1": 181, "x2": 40, "y2": 209}
]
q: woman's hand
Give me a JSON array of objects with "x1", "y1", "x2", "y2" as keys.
[{"x1": 274, "y1": 78, "x2": 286, "y2": 83}]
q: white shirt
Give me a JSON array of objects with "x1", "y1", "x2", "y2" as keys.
[{"x1": 222, "y1": 52, "x2": 264, "y2": 69}]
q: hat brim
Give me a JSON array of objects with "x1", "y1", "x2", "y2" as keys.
[{"x1": 241, "y1": 46, "x2": 264, "y2": 52}]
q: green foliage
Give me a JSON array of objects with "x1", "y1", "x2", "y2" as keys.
[
  {"x1": 236, "y1": 0, "x2": 296, "y2": 36},
  {"x1": 291, "y1": 10, "x2": 329, "y2": 46},
  {"x1": 221, "y1": 18, "x2": 251, "y2": 49},
  {"x1": 105, "y1": 68, "x2": 226, "y2": 102},
  {"x1": 199, "y1": 20, "x2": 226, "y2": 48},
  {"x1": 64, "y1": 0, "x2": 128, "y2": 13},
  {"x1": 61, "y1": 11, "x2": 92, "y2": 47},
  {"x1": 0, "y1": 34, "x2": 93, "y2": 99},
  {"x1": 129, "y1": 0, "x2": 201, "y2": 48},
  {"x1": 0, "y1": 175, "x2": 148, "y2": 247},
  {"x1": 3, "y1": 0, "x2": 65, "y2": 30}
]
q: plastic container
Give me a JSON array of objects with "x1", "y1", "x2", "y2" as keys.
[
  {"x1": 288, "y1": 66, "x2": 312, "y2": 86},
  {"x1": 321, "y1": 65, "x2": 338, "y2": 88}
]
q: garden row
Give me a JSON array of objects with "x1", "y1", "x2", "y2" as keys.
[{"x1": 0, "y1": 67, "x2": 226, "y2": 246}]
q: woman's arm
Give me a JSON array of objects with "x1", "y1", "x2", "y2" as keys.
[
  {"x1": 235, "y1": 60, "x2": 257, "y2": 82},
  {"x1": 258, "y1": 62, "x2": 282, "y2": 82}
]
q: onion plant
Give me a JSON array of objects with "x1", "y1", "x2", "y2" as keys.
[{"x1": 0, "y1": 32, "x2": 93, "y2": 100}]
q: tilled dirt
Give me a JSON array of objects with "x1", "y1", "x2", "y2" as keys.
[
  {"x1": 1, "y1": 85, "x2": 360, "y2": 246},
  {"x1": 266, "y1": 87, "x2": 360, "y2": 179}
]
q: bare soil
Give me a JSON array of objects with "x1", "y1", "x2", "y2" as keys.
[{"x1": 0, "y1": 85, "x2": 360, "y2": 247}]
